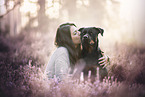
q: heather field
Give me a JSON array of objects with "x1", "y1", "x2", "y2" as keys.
[{"x1": 0, "y1": 32, "x2": 145, "y2": 97}]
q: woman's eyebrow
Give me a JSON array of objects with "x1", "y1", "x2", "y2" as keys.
[{"x1": 73, "y1": 30, "x2": 77, "y2": 32}]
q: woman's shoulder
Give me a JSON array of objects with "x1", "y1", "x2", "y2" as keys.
[
  {"x1": 54, "y1": 46, "x2": 68, "y2": 55},
  {"x1": 57, "y1": 46, "x2": 68, "y2": 51}
]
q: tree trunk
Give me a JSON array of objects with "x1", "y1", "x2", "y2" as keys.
[{"x1": 38, "y1": 0, "x2": 48, "y2": 33}]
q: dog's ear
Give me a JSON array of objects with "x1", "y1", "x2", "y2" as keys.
[
  {"x1": 99, "y1": 28, "x2": 104, "y2": 36},
  {"x1": 78, "y1": 28, "x2": 84, "y2": 32},
  {"x1": 98, "y1": 28, "x2": 104, "y2": 36},
  {"x1": 93, "y1": 27, "x2": 104, "y2": 36}
]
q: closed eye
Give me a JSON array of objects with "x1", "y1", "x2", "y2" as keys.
[{"x1": 73, "y1": 31, "x2": 77, "y2": 35}]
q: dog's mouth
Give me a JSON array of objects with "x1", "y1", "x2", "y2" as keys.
[{"x1": 82, "y1": 39, "x2": 95, "y2": 45}]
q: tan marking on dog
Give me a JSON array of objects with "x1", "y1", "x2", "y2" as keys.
[
  {"x1": 90, "y1": 40, "x2": 94, "y2": 44},
  {"x1": 88, "y1": 45, "x2": 93, "y2": 53},
  {"x1": 96, "y1": 37, "x2": 98, "y2": 41}
]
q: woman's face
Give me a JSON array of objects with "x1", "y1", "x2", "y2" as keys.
[{"x1": 70, "y1": 26, "x2": 81, "y2": 45}]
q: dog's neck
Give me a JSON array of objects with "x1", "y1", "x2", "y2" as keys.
[{"x1": 83, "y1": 44, "x2": 99, "y2": 54}]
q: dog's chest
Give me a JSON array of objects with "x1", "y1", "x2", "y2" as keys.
[{"x1": 83, "y1": 51, "x2": 102, "y2": 66}]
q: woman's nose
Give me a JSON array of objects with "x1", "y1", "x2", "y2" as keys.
[{"x1": 77, "y1": 31, "x2": 81, "y2": 36}]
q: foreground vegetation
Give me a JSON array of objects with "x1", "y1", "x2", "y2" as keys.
[{"x1": 0, "y1": 32, "x2": 145, "y2": 97}]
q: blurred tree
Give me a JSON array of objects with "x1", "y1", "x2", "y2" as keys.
[
  {"x1": 24, "y1": 0, "x2": 49, "y2": 33},
  {"x1": 0, "y1": 0, "x2": 21, "y2": 36},
  {"x1": 38, "y1": 0, "x2": 49, "y2": 33}
]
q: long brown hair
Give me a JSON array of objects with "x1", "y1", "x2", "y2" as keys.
[{"x1": 55, "y1": 23, "x2": 81, "y2": 67}]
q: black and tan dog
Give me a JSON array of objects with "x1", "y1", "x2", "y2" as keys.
[{"x1": 78, "y1": 27, "x2": 108, "y2": 82}]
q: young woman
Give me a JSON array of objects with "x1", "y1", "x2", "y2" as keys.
[
  {"x1": 44, "y1": 23, "x2": 81, "y2": 80},
  {"x1": 44, "y1": 22, "x2": 109, "y2": 81}
]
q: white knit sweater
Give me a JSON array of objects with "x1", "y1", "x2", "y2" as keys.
[{"x1": 44, "y1": 47, "x2": 70, "y2": 80}]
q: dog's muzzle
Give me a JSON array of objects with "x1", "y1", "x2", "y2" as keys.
[
  {"x1": 89, "y1": 40, "x2": 95, "y2": 45},
  {"x1": 82, "y1": 35, "x2": 95, "y2": 45}
]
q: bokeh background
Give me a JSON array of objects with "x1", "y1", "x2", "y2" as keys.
[
  {"x1": 0, "y1": 0, "x2": 145, "y2": 97},
  {"x1": 1, "y1": 0, "x2": 145, "y2": 56}
]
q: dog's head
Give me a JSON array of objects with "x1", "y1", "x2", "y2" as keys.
[{"x1": 79, "y1": 27, "x2": 104, "y2": 50}]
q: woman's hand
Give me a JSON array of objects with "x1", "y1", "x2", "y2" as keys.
[{"x1": 99, "y1": 55, "x2": 110, "y2": 68}]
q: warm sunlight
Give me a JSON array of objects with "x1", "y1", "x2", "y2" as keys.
[
  {"x1": 7, "y1": 0, "x2": 14, "y2": 10},
  {"x1": 20, "y1": 0, "x2": 39, "y2": 27},
  {"x1": 76, "y1": 0, "x2": 89, "y2": 7},
  {"x1": 1, "y1": 0, "x2": 145, "y2": 97},
  {"x1": 20, "y1": 0, "x2": 38, "y2": 16},
  {"x1": 0, "y1": 0, "x2": 6, "y2": 15},
  {"x1": 119, "y1": 0, "x2": 137, "y2": 20},
  {"x1": 103, "y1": 0, "x2": 142, "y2": 45},
  {"x1": 45, "y1": 0, "x2": 60, "y2": 19}
]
